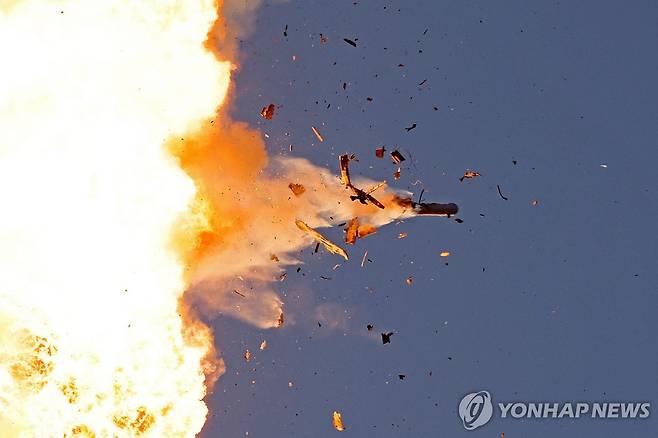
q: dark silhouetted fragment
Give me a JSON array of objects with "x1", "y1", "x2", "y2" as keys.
[
  {"x1": 497, "y1": 184, "x2": 508, "y2": 200},
  {"x1": 381, "y1": 332, "x2": 394, "y2": 344},
  {"x1": 343, "y1": 38, "x2": 357, "y2": 47},
  {"x1": 390, "y1": 150, "x2": 406, "y2": 164}
]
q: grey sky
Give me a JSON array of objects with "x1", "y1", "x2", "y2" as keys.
[{"x1": 201, "y1": 1, "x2": 657, "y2": 436}]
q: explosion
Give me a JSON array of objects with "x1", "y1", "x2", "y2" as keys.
[
  {"x1": 0, "y1": 1, "x2": 226, "y2": 435},
  {"x1": 0, "y1": 1, "x2": 455, "y2": 436}
]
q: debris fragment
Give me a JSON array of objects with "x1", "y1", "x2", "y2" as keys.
[
  {"x1": 405, "y1": 123, "x2": 417, "y2": 132},
  {"x1": 375, "y1": 146, "x2": 386, "y2": 158},
  {"x1": 531, "y1": 199, "x2": 539, "y2": 206},
  {"x1": 295, "y1": 219, "x2": 348, "y2": 260},
  {"x1": 233, "y1": 289, "x2": 246, "y2": 298},
  {"x1": 259, "y1": 340, "x2": 268, "y2": 351},
  {"x1": 381, "y1": 332, "x2": 394, "y2": 344},
  {"x1": 440, "y1": 251, "x2": 450, "y2": 257},
  {"x1": 339, "y1": 154, "x2": 351, "y2": 186},
  {"x1": 459, "y1": 170, "x2": 481, "y2": 182},
  {"x1": 260, "y1": 103, "x2": 276, "y2": 120},
  {"x1": 454, "y1": 218, "x2": 464, "y2": 223},
  {"x1": 277, "y1": 312, "x2": 285, "y2": 327},
  {"x1": 288, "y1": 183, "x2": 306, "y2": 196},
  {"x1": 398, "y1": 232, "x2": 407, "y2": 239},
  {"x1": 418, "y1": 79, "x2": 427, "y2": 86},
  {"x1": 357, "y1": 224, "x2": 377, "y2": 239},
  {"x1": 405, "y1": 276, "x2": 413, "y2": 286},
  {"x1": 390, "y1": 149, "x2": 406, "y2": 164},
  {"x1": 394, "y1": 196, "x2": 459, "y2": 216},
  {"x1": 283, "y1": 24, "x2": 288, "y2": 37},
  {"x1": 278, "y1": 272, "x2": 287, "y2": 282},
  {"x1": 398, "y1": 374, "x2": 406, "y2": 380},
  {"x1": 244, "y1": 350, "x2": 251, "y2": 362},
  {"x1": 496, "y1": 184, "x2": 509, "y2": 200},
  {"x1": 311, "y1": 126, "x2": 324, "y2": 142},
  {"x1": 320, "y1": 33, "x2": 328, "y2": 44},
  {"x1": 343, "y1": 38, "x2": 357, "y2": 47},
  {"x1": 393, "y1": 168, "x2": 401, "y2": 180},
  {"x1": 332, "y1": 411, "x2": 346, "y2": 431},
  {"x1": 339, "y1": 155, "x2": 386, "y2": 209},
  {"x1": 360, "y1": 250, "x2": 368, "y2": 268},
  {"x1": 270, "y1": 254, "x2": 280, "y2": 262},
  {"x1": 344, "y1": 218, "x2": 359, "y2": 244},
  {"x1": 367, "y1": 324, "x2": 374, "y2": 331}
]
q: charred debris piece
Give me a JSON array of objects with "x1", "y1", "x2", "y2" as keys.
[
  {"x1": 343, "y1": 37, "x2": 357, "y2": 47},
  {"x1": 260, "y1": 103, "x2": 276, "y2": 120},
  {"x1": 295, "y1": 219, "x2": 348, "y2": 260},
  {"x1": 394, "y1": 196, "x2": 459, "y2": 217},
  {"x1": 381, "y1": 332, "x2": 394, "y2": 344},
  {"x1": 339, "y1": 154, "x2": 386, "y2": 209},
  {"x1": 288, "y1": 182, "x2": 305, "y2": 196},
  {"x1": 390, "y1": 149, "x2": 406, "y2": 164}
]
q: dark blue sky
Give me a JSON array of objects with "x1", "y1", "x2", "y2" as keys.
[{"x1": 201, "y1": 1, "x2": 657, "y2": 436}]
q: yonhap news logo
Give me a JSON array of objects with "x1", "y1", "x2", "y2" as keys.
[
  {"x1": 459, "y1": 391, "x2": 493, "y2": 430},
  {"x1": 458, "y1": 390, "x2": 651, "y2": 431}
]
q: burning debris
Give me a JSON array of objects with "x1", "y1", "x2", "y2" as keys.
[
  {"x1": 344, "y1": 218, "x2": 377, "y2": 244},
  {"x1": 459, "y1": 170, "x2": 481, "y2": 182},
  {"x1": 440, "y1": 251, "x2": 451, "y2": 257},
  {"x1": 375, "y1": 146, "x2": 386, "y2": 158},
  {"x1": 260, "y1": 104, "x2": 276, "y2": 120},
  {"x1": 295, "y1": 220, "x2": 349, "y2": 260},
  {"x1": 332, "y1": 411, "x2": 346, "y2": 431}
]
